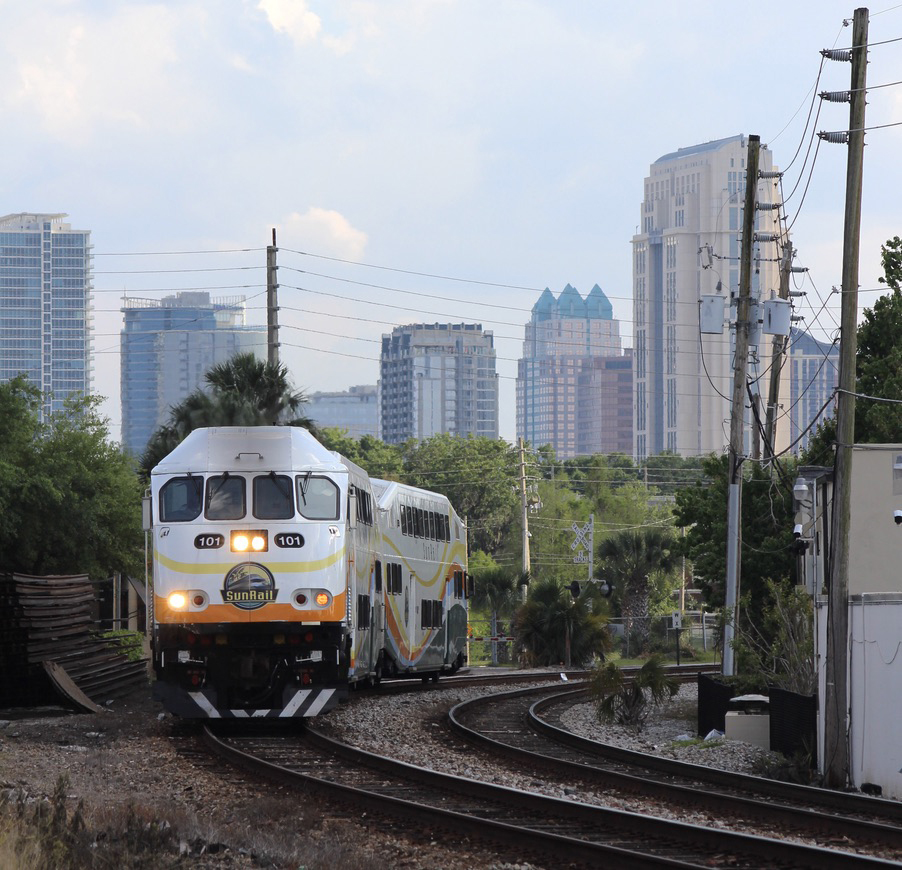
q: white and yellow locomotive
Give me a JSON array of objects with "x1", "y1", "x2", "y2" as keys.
[{"x1": 149, "y1": 426, "x2": 468, "y2": 718}]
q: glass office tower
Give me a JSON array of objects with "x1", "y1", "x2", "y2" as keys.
[{"x1": 0, "y1": 213, "x2": 93, "y2": 418}]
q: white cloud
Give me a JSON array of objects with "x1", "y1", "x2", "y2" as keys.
[
  {"x1": 2, "y1": 5, "x2": 194, "y2": 143},
  {"x1": 278, "y1": 208, "x2": 368, "y2": 261},
  {"x1": 258, "y1": 0, "x2": 321, "y2": 46}
]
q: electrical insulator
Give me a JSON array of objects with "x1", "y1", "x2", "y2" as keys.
[
  {"x1": 754, "y1": 232, "x2": 779, "y2": 242},
  {"x1": 817, "y1": 131, "x2": 850, "y2": 144},
  {"x1": 759, "y1": 170, "x2": 783, "y2": 179},
  {"x1": 755, "y1": 202, "x2": 782, "y2": 211},
  {"x1": 789, "y1": 266, "x2": 808, "y2": 273},
  {"x1": 820, "y1": 90, "x2": 852, "y2": 103},
  {"x1": 820, "y1": 48, "x2": 852, "y2": 62}
]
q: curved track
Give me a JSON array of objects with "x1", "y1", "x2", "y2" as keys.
[
  {"x1": 201, "y1": 679, "x2": 902, "y2": 868},
  {"x1": 448, "y1": 683, "x2": 902, "y2": 858}
]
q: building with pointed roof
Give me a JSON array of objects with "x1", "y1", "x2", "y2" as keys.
[{"x1": 516, "y1": 284, "x2": 632, "y2": 459}]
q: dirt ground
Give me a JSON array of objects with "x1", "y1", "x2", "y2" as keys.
[{"x1": 0, "y1": 686, "x2": 534, "y2": 869}]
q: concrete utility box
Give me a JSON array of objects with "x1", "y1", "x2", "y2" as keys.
[{"x1": 725, "y1": 712, "x2": 770, "y2": 749}]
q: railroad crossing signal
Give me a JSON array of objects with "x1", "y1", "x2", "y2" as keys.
[{"x1": 570, "y1": 515, "x2": 594, "y2": 581}]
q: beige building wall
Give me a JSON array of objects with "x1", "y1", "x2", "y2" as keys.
[{"x1": 632, "y1": 135, "x2": 789, "y2": 459}]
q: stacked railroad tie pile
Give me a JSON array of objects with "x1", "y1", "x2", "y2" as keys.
[{"x1": 0, "y1": 572, "x2": 149, "y2": 709}]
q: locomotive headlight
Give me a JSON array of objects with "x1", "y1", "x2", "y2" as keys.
[
  {"x1": 230, "y1": 530, "x2": 267, "y2": 552},
  {"x1": 168, "y1": 592, "x2": 187, "y2": 610}
]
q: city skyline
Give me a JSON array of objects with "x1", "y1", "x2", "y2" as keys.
[{"x1": 2, "y1": 3, "x2": 900, "y2": 442}]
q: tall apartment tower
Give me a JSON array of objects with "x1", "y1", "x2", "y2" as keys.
[
  {"x1": 516, "y1": 284, "x2": 632, "y2": 459},
  {"x1": 632, "y1": 135, "x2": 785, "y2": 459},
  {"x1": 379, "y1": 322, "x2": 498, "y2": 444},
  {"x1": 0, "y1": 213, "x2": 92, "y2": 418},
  {"x1": 788, "y1": 328, "x2": 839, "y2": 454},
  {"x1": 120, "y1": 291, "x2": 265, "y2": 456}
]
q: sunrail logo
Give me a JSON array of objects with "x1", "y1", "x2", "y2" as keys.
[{"x1": 221, "y1": 563, "x2": 277, "y2": 610}]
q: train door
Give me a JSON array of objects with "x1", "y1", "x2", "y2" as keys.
[{"x1": 371, "y1": 559, "x2": 384, "y2": 677}]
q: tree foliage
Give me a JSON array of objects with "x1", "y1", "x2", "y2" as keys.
[
  {"x1": 732, "y1": 580, "x2": 815, "y2": 695},
  {"x1": 512, "y1": 577, "x2": 610, "y2": 667},
  {"x1": 597, "y1": 527, "x2": 676, "y2": 652},
  {"x1": 673, "y1": 455, "x2": 796, "y2": 624},
  {"x1": 0, "y1": 377, "x2": 143, "y2": 578},
  {"x1": 317, "y1": 429, "x2": 404, "y2": 480},
  {"x1": 469, "y1": 564, "x2": 522, "y2": 665},
  {"x1": 402, "y1": 433, "x2": 519, "y2": 554},
  {"x1": 141, "y1": 353, "x2": 312, "y2": 474},
  {"x1": 590, "y1": 655, "x2": 679, "y2": 733},
  {"x1": 804, "y1": 237, "x2": 902, "y2": 462}
]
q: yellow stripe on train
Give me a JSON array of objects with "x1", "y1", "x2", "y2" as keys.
[{"x1": 154, "y1": 547, "x2": 345, "y2": 575}]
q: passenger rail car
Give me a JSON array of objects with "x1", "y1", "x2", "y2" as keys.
[
  {"x1": 371, "y1": 479, "x2": 468, "y2": 679},
  {"x1": 149, "y1": 427, "x2": 467, "y2": 719}
]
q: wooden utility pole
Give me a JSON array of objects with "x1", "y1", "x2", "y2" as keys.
[
  {"x1": 266, "y1": 228, "x2": 280, "y2": 366},
  {"x1": 518, "y1": 437, "x2": 531, "y2": 601},
  {"x1": 764, "y1": 238, "x2": 794, "y2": 459},
  {"x1": 723, "y1": 134, "x2": 760, "y2": 676},
  {"x1": 824, "y1": 6, "x2": 868, "y2": 791}
]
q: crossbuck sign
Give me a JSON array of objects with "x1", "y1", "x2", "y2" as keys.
[{"x1": 570, "y1": 515, "x2": 594, "y2": 580}]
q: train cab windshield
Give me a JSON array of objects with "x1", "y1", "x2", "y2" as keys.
[
  {"x1": 158, "y1": 473, "x2": 341, "y2": 523},
  {"x1": 297, "y1": 475, "x2": 339, "y2": 520}
]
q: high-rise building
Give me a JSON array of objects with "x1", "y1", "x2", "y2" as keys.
[
  {"x1": 120, "y1": 291, "x2": 265, "y2": 456},
  {"x1": 787, "y1": 328, "x2": 839, "y2": 454},
  {"x1": 379, "y1": 322, "x2": 498, "y2": 444},
  {"x1": 632, "y1": 135, "x2": 787, "y2": 459},
  {"x1": 0, "y1": 213, "x2": 92, "y2": 418},
  {"x1": 516, "y1": 284, "x2": 632, "y2": 459},
  {"x1": 308, "y1": 385, "x2": 379, "y2": 438}
]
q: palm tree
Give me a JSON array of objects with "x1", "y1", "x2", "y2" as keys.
[
  {"x1": 513, "y1": 577, "x2": 609, "y2": 667},
  {"x1": 204, "y1": 353, "x2": 311, "y2": 425},
  {"x1": 597, "y1": 527, "x2": 675, "y2": 653},
  {"x1": 469, "y1": 567, "x2": 520, "y2": 665},
  {"x1": 140, "y1": 352, "x2": 314, "y2": 474}
]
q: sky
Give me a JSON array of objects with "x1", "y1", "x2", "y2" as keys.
[{"x1": 3, "y1": 0, "x2": 901, "y2": 443}]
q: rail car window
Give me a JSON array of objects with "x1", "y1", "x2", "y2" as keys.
[
  {"x1": 453, "y1": 570, "x2": 464, "y2": 599},
  {"x1": 387, "y1": 563, "x2": 402, "y2": 595},
  {"x1": 296, "y1": 475, "x2": 339, "y2": 520},
  {"x1": 159, "y1": 477, "x2": 203, "y2": 522},
  {"x1": 374, "y1": 561, "x2": 382, "y2": 593},
  {"x1": 417, "y1": 508, "x2": 425, "y2": 538},
  {"x1": 205, "y1": 475, "x2": 246, "y2": 520},
  {"x1": 421, "y1": 599, "x2": 443, "y2": 629},
  {"x1": 354, "y1": 488, "x2": 373, "y2": 526},
  {"x1": 428, "y1": 511, "x2": 436, "y2": 540},
  {"x1": 357, "y1": 594, "x2": 371, "y2": 629},
  {"x1": 253, "y1": 474, "x2": 294, "y2": 519}
]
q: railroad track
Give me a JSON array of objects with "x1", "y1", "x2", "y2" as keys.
[
  {"x1": 201, "y1": 687, "x2": 901, "y2": 868},
  {"x1": 448, "y1": 682, "x2": 902, "y2": 859}
]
